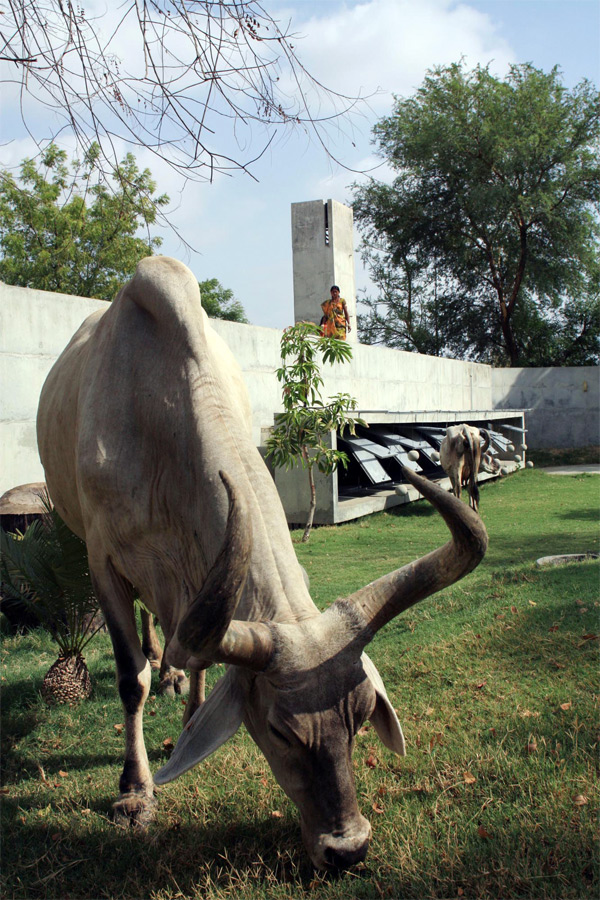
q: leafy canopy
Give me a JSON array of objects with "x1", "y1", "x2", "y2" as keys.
[
  {"x1": 353, "y1": 62, "x2": 600, "y2": 366},
  {"x1": 0, "y1": 143, "x2": 168, "y2": 300},
  {"x1": 199, "y1": 278, "x2": 249, "y2": 323}
]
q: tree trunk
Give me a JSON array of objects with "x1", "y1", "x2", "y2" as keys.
[
  {"x1": 302, "y1": 455, "x2": 317, "y2": 543},
  {"x1": 500, "y1": 310, "x2": 520, "y2": 366}
]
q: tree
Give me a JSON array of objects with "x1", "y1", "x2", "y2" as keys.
[
  {"x1": 265, "y1": 323, "x2": 363, "y2": 542},
  {"x1": 199, "y1": 278, "x2": 248, "y2": 323},
  {"x1": 0, "y1": 143, "x2": 168, "y2": 300},
  {"x1": 2, "y1": 1, "x2": 363, "y2": 186},
  {"x1": 353, "y1": 62, "x2": 600, "y2": 366}
]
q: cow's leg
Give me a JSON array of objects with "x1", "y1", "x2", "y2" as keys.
[
  {"x1": 140, "y1": 607, "x2": 162, "y2": 671},
  {"x1": 158, "y1": 656, "x2": 190, "y2": 697},
  {"x1": 90, "y1": 559, "x2": 156, "y2": 827},
  {"x1": 182, "y1": 669, "x2": 206, "y2": 726}
]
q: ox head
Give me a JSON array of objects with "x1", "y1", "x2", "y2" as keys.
[{"x1": 155, "y1": 468, "x2": 487, "y2": 870}]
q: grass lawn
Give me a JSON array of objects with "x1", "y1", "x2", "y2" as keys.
[{"x1": 1, "y1": 468, "x2": 598, "y2": 899}]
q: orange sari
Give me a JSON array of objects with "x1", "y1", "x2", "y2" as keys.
[{"x1": 320, "y1": 297, "x2": 347, "y2": 339}]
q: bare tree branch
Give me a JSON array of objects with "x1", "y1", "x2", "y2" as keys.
[{"x1": 1, "y1": 0, "x2": 368, "y2": 183}]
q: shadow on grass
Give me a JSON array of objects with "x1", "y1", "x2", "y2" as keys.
[
  {"x1": 1, "y1": 788, "x2": 596, "y2": 900},
  {"x1": 0, "y1": 796, "x2": 319, "y2": 899}
]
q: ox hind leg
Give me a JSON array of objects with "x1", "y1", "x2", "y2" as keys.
[
  {"x1": 140, "y1": 607, "x2": 162, "y2": 671},
  {"x1": 140, "y1": 607, "x2": 191, "y2": 697},
  {"x1": 182, "y1": 669, "x2": 206, "y2": 726},
  {"x1": 90, "y1": 558, "x2": 156, "y2": 827}
]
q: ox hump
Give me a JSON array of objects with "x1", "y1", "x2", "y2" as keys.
[{"x1": 123, "y1": 257, "x2": 207, "y2": 331}]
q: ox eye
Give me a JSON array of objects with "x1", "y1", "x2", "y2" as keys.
[{"x1": 268, "y1": 722, "x2": 292, "y2": 747}]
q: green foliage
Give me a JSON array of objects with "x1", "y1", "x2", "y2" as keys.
[
  {"x1": 199, "y1": 277, "x2": 249, "y2": 322},
  {"x1": 1, "y1": 471, "x2": 598, "y2": 898},
  {"x1": 265, "y1": 322, "x2": 362, "y2": 540},
  {"x1": 0, "y1": 142, "x2": 169, "y2": 300},
  {"x1": 0, "y1": 501, "x2": 100, "y2": 657},
  {"x1": 353, "y1": 62, "x2": 600, "y2": 366}
]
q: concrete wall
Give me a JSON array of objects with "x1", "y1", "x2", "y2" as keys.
[
  {"x1": 1, "y1": 279, "x2": 494, "y2": 496},
  {"x1": 0, "y1": 282, "x2": 108, "y2": 493},
  {"x1": 492, "y1": 366, "x2": 599, "y2": 448}
]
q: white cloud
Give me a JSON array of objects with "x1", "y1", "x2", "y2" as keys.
[{"x1": 285, "y1": 0, "x2": 515, "y2": 109}]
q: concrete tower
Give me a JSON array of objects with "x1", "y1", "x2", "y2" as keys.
[{"x1": 291, "y1": 199, "x2": 357, "y2": 343}]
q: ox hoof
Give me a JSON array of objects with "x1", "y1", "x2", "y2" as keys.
[
  {"x1": 158, "y1": 670, "x2": 190, "y2": 697},
  {"x1": 113, "y1": 792, "x2": 156, "y2": 828}
]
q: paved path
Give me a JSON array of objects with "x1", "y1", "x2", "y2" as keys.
[{"x1": 542, "y1": 465, "x2": 600, "y2": 475}]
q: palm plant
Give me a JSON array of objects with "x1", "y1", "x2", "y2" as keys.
[{"x1": 1, "y1": 495, "x2": 101, "y2": 704}]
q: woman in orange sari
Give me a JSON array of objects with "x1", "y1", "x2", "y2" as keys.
[{"x1": 320, "y1": 285, "x2": 351, "y2": 339}]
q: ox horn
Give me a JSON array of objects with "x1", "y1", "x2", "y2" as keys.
[
  {"x1": 343, "y1": 467, "x2": 488, "y2": 638},
  {"x1": 177, "y1": 471, "x2": 274, "y2": 671}
]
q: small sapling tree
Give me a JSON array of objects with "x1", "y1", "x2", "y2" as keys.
[{"x1": 266, "y1": 322, "x2": 364, "y2": 542}]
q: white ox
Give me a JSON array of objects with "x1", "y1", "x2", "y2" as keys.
[
  {"x1": 37, "y1": 257, "x2": 488, "y2": 870},
  {"x1": 439, "y1": 424, "x2": 491, "y2": 513}
]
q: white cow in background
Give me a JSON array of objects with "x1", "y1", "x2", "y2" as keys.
[{"x1": 440, "y1": 424, "x2": 491, "y2": 513}]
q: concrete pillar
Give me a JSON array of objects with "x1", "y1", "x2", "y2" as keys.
[{"x1": 291, "y1": 199, "x2": 357, "y2": 343}]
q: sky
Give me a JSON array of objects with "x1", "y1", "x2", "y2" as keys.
[{"x1": 1, "y1": 0, "x2": 598, "y2": 330}]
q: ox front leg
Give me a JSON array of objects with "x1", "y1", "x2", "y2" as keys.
[
  {"x1": 158, "y1": 656, "x2": 190, "y2": 698},
  {"x1": 90, "y1": 561, "x2": 156, "y2": 828}
]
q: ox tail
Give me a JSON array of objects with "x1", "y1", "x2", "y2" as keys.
[
  {"x1": 480, "y1": 429, "x2": 491, "y2": 455},
  {"x1": 464, "y1": 427, "x2": 480, "y2": 512}
]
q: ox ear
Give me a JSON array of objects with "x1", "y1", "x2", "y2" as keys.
[
  {"x1": 154, "y1": 668, "x2": 245, "y2": 785},
  {"x1": 361, "y1": 653, "x2": 406, "y2": 757}
]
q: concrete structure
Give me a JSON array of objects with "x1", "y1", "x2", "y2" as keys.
[
  {"x1": 291, "y1": 200, "x2": 357, "y2": 342},
  {"x1": 1, "y1": 278, "x2": 525, "y2": 525},
  {"x1": 0, "y1": 282, "x2": 107, "y2": 494},
  {"x1": 3, "y1": 277, "x2": 595, "y2": 524},
  {"x1": 492, "y1": 366, "x2": 599, "y2": 449}
]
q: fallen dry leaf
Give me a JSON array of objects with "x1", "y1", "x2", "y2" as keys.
[
  {"x1": 425, "y1": 706, "x2": 434, "y2": 716},
  {"x1": 559, "y1": 702, "x2": 572, "y2": 711},
  {"x1": 573, "y1": 794, "x2": 588, "y2": 806},
  {"x1": 357, "y1": 725, "x2": 369, "y2": 736},
  {"x1": 528, "y1": 600, "x2": 536, "y2": 606},
  {"x1": 477, "y1": 824, "x2": 492, "y2": 839},
  {"x1": 260, "y1": 777, "x2": 269, "y2": 787},
  {"x1": 163, "y1": 738, "x2": 174, "y2": 750},
  {"x1": 475, "y1": 680, "x2": 487, "y2": 690},
  {"x1": 113, "y1": 724, "x2": 124, "y2": 734},
  {"x1": 58, "y1": 770, "x2": 68, "y2": 778},
  {"x1": 81, "y1": 808, "x2": 91, "y2": 815},
  {"x1": 463, "y1": 772, "x2": 476, "y2": 784},
  {"x1": 271, "y1": 810, "x2": 283, "y2": 818},
  {"x1": 510, "y1": 605, "x2": 518, "y2": 614},
  {"x1": 527, "y1": 741, "x2": 538, "y2": 754},
  {"x1": 371, "y1": 801, "x2": 385, "y2": 815},
  {"x1": 365, "y1": 753, "x2": 378, "y2": 768}
]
